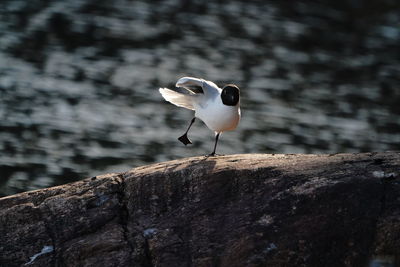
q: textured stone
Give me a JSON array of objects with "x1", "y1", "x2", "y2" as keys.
[{"x1": 0, "y1": 153, "x2": 399, "y2": 266}]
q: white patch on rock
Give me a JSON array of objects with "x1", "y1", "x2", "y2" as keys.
[
  {"x1": 24, "y1": 245, "x2": 54, "y2": 265},
  {"x1": 143, "y1": 228, "x2": 157, "y2": 238},
  {"x1": 372, "y1": 171, "x2": 397, "y2": 178},
  {"x1": 264, "y1": 243, "x2": 277, "y2": 253},
  {"x1": 257, "y1": 214, "x2": 274, "y2": 226}
]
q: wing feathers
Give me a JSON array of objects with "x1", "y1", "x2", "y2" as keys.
[{"x1": 159, "y1": 88, "x2": 195, "y2": 110}]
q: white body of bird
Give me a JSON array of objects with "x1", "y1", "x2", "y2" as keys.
[
  {"x1": 159, "y1": 77, "x2": 240, "y2": 134},
  {"x1": 192, "y1": 92, "x2": 240, "y2": 133}
]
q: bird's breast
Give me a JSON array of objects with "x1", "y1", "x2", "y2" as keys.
[{"x1": 194, "y1": 99, "x2": 240, "y2": 133}]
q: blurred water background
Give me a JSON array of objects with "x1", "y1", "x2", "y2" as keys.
[{"x1": 0, "y1": 0, "x2": 399, "y2": 197}]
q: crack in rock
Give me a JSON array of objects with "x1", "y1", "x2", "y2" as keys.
[{"x1": 115, "y1": 174, "x2": 135, "y2": 262}]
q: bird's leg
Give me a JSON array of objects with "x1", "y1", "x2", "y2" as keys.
[
  {"x1": 208, "y1": 132, "x2": 220, "y2": 156},
  {"x1": 178, "y1": 117, "x2": 196, "y2": 145}
]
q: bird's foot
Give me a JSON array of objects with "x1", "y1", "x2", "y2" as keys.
[{"x1": 178, "y1": 133, "x2": 192, "y2": 145}]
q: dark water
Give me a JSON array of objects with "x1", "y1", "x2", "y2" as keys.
[{"x1": 0, "y1": 0, "x2": 399, "y2": 197}]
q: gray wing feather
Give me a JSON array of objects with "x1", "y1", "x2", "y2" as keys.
[{"x1": 176, "y1": 77, "x2": 220, "y2": 98}]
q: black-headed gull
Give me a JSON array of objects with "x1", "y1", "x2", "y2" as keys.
[{"x1": 159, "y1": 77, "x2": 241, "y2": 156}]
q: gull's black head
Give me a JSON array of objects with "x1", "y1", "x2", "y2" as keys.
[{"x1": 221, "y1": 84, "x2": 240, "y2": 106}]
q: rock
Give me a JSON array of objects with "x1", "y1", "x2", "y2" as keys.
[{"x1": 0, "y1": 152, "x2": 399, "y2": 267}]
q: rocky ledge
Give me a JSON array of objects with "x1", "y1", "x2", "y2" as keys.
[{"x1": 1, "y1": 152, "x2": 399, "y2": 267}]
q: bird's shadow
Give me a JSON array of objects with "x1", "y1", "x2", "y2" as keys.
[{"x1": 163, "y1": 154, "x2": 218, "y2": 176}]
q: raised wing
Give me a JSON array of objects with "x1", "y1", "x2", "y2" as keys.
[{"x1": 176, "y1": 77, "x2": 220, "y2": 98}]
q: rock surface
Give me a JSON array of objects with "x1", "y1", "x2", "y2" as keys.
[{"x1": 0, "y1": 152, "x2": 399, "y2": 266}]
